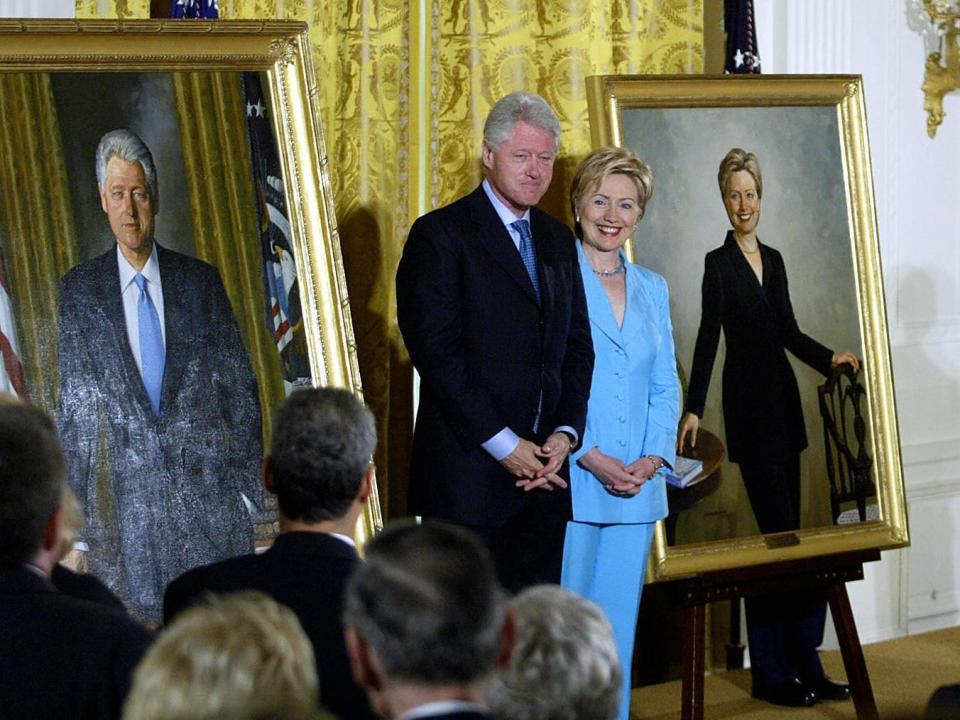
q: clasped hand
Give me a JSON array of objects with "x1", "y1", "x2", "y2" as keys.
[
  {"x1": 579, "y1": 448, "x2": 657, "y2": 496},
  {"x1": 503, "y1": 433, "x2": 571, "y2": 492}
]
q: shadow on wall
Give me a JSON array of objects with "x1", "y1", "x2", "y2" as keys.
[
  {"x1": 895, "y1": 268, "x2": 958, "y2": 631},
  {"x1": 340, "y1": 203, "x2": 412, "y2": 521}
]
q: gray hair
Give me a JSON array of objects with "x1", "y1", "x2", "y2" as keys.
[
  {"x1": 95, "y1": 129, "x2": 158, "y2": 199},
  {"x1": 483, "y1": 91, "x2": 561, "y2": 151},
  {"x1": 0, "y1": 401, "x2": 67, "y2": 565},
  {"x1": 123, "y1": 591, "x2": 324, "y2": 720},
  {"x1": 269, "y1": 387, "x2": 376, "y2": 523},
  {"x1": 488, "y1": 585, "x2": 621, "y2": 720},
  {"x1": 344, "y1": 520, "x2": 506, "y2": 685}
]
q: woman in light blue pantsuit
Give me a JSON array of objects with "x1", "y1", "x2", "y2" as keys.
[{"x1": 561, "y1": 147, "x2": 680, "y2": 720}]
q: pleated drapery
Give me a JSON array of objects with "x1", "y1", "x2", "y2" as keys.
[{"x1": 75, "y1": 0, "x2": 704, "y2": 519}]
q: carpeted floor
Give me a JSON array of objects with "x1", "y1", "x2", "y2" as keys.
[{"x1": 630, "y1": 626, "x2": 960, "y2": 719}]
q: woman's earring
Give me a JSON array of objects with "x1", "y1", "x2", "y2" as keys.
[{"x1": 575, "y1": 214, "x2": 580, "y2": 223}]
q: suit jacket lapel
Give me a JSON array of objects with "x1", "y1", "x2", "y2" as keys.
[
  {"x1": 577, "y1": 242, "x2": 623, "y2": 348},
  {"x1": 620, "y1": 263, "x2": 646, "y2": 347},
  {"x1": 468, "y1": 186, "x2": 540, "y2": 305},
  {"x1": 724, "y1": 231, "x2": 769, "y2": 306},
  {"x1": 156, "y1": 245, "x2": 189, "y2": 415}
]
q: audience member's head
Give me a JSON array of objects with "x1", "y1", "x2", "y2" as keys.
[
  {"x1": 344, "y1": 520, "x2": 511, "y2": 718},
  {"x1": 488, "y1": 585, "x2": 621, "y2": 720},
  {"x1": 124, "y1": 591, "x2": 328, "y2": 720},
  {"x1": 0, "y1": 400, "x2": 67, "y2": 568},
  {"x1": 266, "y1": 386, "x2": 376, "y2": 525}
]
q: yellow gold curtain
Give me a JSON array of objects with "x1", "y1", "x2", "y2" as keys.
[
  {"x1": 222, "y1": 0, "x2": 412, "y2": 520},
  {"x1": 81, "y1": 0, "x2": 704, "y2": 521},
  {"x1": 0, "y1": 73, "x2": 78, "y2": 414},
  {"x1": 75, "y1": 0, "x2": 147, "y2": 18},
  {"x1": 171, "y1": 71, "x2": 287, "y2": 441},
  {"x1": 429, "y1": 0, "x2": 704, "y2": 219}
]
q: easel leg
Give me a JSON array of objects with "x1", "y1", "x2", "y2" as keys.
[
  {"x1": 827, "y1": 583, "x2": 878, "y2": 720},
  {"x1": 681, "y1": 603, "x2": 706, "y2": 720}
]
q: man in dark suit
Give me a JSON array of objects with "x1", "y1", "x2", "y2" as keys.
[
  {"x1": 164, "y1": 386, "x2": 377, "y2": 720},
  {"x1": 396, "y1": 91, "x2": 594, "y2": 592},
  {"x1": 0, "y1": 400, "x2": 154, "y2": 720},
  {"x1": 344, "y1": 520, "x2": 513, "y2": 720},
  {"x1": 57, "y1": 129, "x2": 264, "y2": 622}
]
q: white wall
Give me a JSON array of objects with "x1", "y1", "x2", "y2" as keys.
[
  {"x1": 0, "y1": 0, "x2": 73, "y2": 17},
  {"x1": 755, "y1": 0, "x2": 960, "y2": 643}
]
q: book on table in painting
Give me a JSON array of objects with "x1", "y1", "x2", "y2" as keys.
[{"x1": 666, "y1": 456, "x2": 704, "y2": 489}]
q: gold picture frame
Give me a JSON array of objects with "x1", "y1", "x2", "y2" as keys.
[
  {"x1": 585, "y1": 74, "x2": 907, "y2": 581},
  {"x1": 0, "y1": 20, "x2": 382, "y2": 544}
]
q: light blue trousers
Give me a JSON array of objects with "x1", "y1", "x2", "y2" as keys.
[{"x1": 561, "y1": 521, "x2": 656, "y2": 720}]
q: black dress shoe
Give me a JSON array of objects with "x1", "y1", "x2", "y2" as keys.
[
  {"x1": 752, "y1": 678, "x2": 817, "y2": 707},
  {"x1": 807, "y1": 676, "x2": 851, "y2": 701}
]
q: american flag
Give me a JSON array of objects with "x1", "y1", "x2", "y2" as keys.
[
  {"x1": 0, "y1": 248, "x2": 25, "y2": 398},
  {"x1": 242, "y1": 73, "x2": 310, "y2": 388},
  {"x1": 171, "y1": 0, "x2": 218, "y2": 18},
  {"x1": 725, "y1": 0, "x2": 761, "y2": 74}
]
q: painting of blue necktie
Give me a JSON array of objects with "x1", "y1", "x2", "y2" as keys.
[
  {"x1": 135, "y1": 274, "x2": 165, "y2": 416},
  {"x1": 511, "y1": 219, "x2": 540, "y2": 302}
]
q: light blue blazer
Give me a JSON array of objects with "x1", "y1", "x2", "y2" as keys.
[{"x1": 569, "y1": 242, "x2": 681, "y2": 524}]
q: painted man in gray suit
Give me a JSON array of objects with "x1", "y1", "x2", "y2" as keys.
[{"x1": 57, "y1": 129, "x2": 264, "y2": 621}]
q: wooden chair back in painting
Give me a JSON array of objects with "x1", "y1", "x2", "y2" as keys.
[{"x1": 818, "y1": 364, "x2": 875, "y2": 523}]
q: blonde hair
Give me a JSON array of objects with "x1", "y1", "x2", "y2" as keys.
[
  {"x1": 570, "y1": 146, "x2": 654, "y2": 238},
  {"x1": 123, "y1": 591, "x2": 327, "y2": 720},
  {"x1": 717, "y1": 147, "x2": 763, "y2": 198}
]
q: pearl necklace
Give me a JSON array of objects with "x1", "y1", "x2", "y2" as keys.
[{"x1": 592, "y1": 259, "x2": 625, "y2": 277}]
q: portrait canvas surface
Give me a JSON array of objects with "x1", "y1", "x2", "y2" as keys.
[
  {"x1": 586, "y1": 75, "x2": 907, "y2": 580},
  {"x1": 0, "y1": 21, "x2": 379, "y2": 613}
]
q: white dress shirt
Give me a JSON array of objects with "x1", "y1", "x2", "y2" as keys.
[{"x1": 117, "y1": 243, "x2": 166, "y2": 378}]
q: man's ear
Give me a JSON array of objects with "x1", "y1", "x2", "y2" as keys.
[
  {"x1": 481, "y1": 140, "x2": 495, "y2": 170},
  {"x1": 344, "y1": 626, "x2": 381, "y2": 691},
  {"x1": 261, "y1": 456, "x2": 276, "y2": 495},
  {"x1": 495, "y1": 606, "x2": 518, "y2": 670},
  {"x1": 356, "y1": 465, "x2": 375, "y2": 506},
  {"x1": 99, "y1": 188, "x2": 109, "y2": 214},
  {"x1": 41, "y1": 505, "x2": 64, "y2": 555}
]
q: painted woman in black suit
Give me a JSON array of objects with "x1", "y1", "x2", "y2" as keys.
[{"x1": 677, "y1": 148, "x2": 859, "y2": 708}]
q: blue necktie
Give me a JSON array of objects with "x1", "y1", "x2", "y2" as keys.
[
  {"x1": 135, "y1": 273, "x2": 165, "y2": 416},
  {"x1": 510, "y1": 219, "x2": 542, "y2": 432},
  {"x1": 511, "y1": 219, "x2": 540, "y2": 302}
]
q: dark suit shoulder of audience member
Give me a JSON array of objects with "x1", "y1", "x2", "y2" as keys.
[
  {"x1": 1, "y1": 566, "x2": 154, "y2": 720},
  {"x1": 163, "y1": 387, "x2": 379, "y2": 720},
  {"x1": 925, "y1": 683, "x2": 960, "y2": 720},
  {"x1": 52, "y1": 562, "x2": 127, "y2": 612},
  {"x1": 0, "y1": 399, "x2": 155, "y2": 720}
]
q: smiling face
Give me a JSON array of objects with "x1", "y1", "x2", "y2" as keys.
[
  {"x1": 99, "y1": 156, "x2": 157, "y2": 269},
  {"x1": 723, "y1": 169, "x2": 761, "y2": 238},
  {"x1": 482, "y1": 120, "x2": 557, "y2": 217},
  {"x1": 577, "y1": 173, "x2": 641, "y2": 256}
]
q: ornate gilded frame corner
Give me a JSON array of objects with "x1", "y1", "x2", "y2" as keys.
[
  {"x1": 0, "y1": 20, "x2": 382, "y2": 543},
  {"x1": 587, "y1": 74, "x2": 907, "y2": 582}
]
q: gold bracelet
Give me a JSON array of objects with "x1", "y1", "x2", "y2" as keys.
[{"x1": 645, "y1": 455, "x2": 665, "y2": 472}]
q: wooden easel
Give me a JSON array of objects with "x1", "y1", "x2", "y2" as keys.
[{"x1": 679, "y1": 549, "x2": 881, "y2": 720}]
